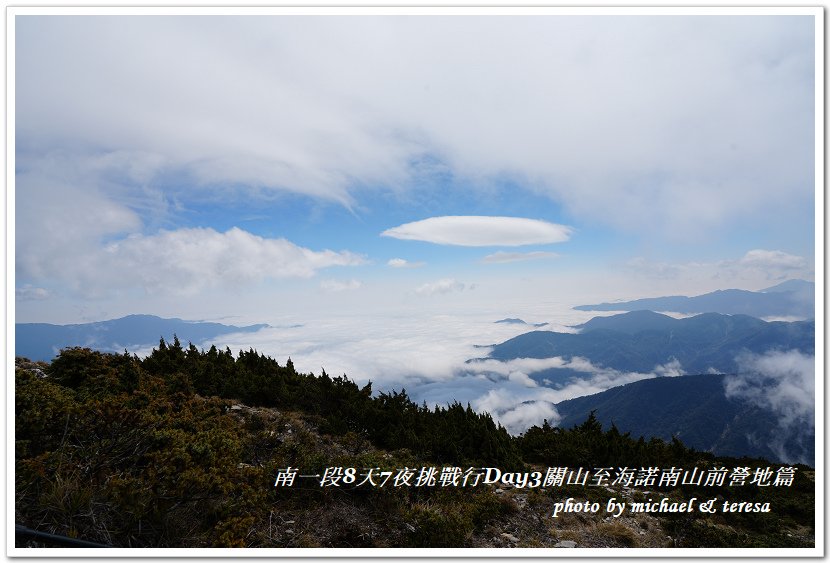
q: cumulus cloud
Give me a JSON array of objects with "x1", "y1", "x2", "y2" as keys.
[
  {"x1": 381, "y1": 216, "x2": 572, "y2": 247},
  {"x1": 724, "y1": 350, "x2": 814, "y2": 464},
  {"x1": 415, "y1": 278, "x2": 467, "y2": 296},
  {"x1": 40, "y1": 227, "x2": 365, "y2": 297},
  {"x1": 320, "y1": 279, "x2": 362, "y2": 292},
  {"x1": 387, "y1": 258, "x2": 424, "y2": 268},
  {"x1": 481, "y1": 251, "x2": 559, "y2": 264}
]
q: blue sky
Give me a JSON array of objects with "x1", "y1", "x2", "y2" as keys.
[{"x1": 14, "y1": 12, "x2": 817, "y2": 325}]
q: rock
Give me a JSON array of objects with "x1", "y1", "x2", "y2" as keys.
[
  {"x1": 230, "y1": 405, "x2": 243, "y2": 410},
  {"x1": 501, "y1": 533, "x2": 519, "y2": 543},
  {"x1": 555, "y1": 540, "x2": 577, "y2": 548},
  {"x1": 495, "y1": 488, "x2": 504, "y2": 494}
]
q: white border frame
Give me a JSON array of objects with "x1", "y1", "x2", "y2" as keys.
[{"x1": 5, "y1": 5, "x2": 824, "y2": 559}]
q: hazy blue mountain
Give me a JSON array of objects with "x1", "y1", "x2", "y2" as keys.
[
  {"x1": 16, "y1": 314, "x2": 269, "y2": 361},
  {"x1": 761, "y1": 279, "x2": 814, "y2": 294},
  {"x1": 574, "y1": 280, "x2": 814, "y2": 318},
  {"x1": 488, "y1": 311, "x2": 813, "y2": 376},
  {"x1": 495, "y1": 318, "x2": 548, "y2": 327},
  {"x1": 575, "y1": 309, "x2": 681, "y2": 334},
  {"x1": 552, "y1": 373, "x2": 814, "y2": 465}
]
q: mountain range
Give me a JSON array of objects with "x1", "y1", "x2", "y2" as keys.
[
  {"x1": 16, "y1": 285, "x2": 817, "y2": 465},
  {"x1": 487, "y1": 310, "x2": 813, "y2": 382},
  {"x1": 574, "y1": 279, "x2": 814, "y2": 318},
  {"x1": 16, "y1": 315, "x2": 268, "y2": 362}
]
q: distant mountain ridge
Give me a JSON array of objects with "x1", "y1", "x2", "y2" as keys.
[
  {"x1": 16, "y1": 314, "x2": 269, "y2": 361},
  {"x1": 495, "y1": 318, "x2": 548, "y2": 327},
  {"x1": 488, "y1": 311, "x2": 813, "y2": 380},
  {"x1": 574, "y1": 280, "x2": 814, "y2": 318}
]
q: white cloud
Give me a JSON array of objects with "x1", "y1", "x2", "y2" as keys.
[
  {"x1": 653, "y1": 357, "x2": 685, "y2": 377},
  {"x1": 15, "y1": 15, "x2": 814, "y2": 244},
  {"x1": 726, "y1": 350, "x2": 814, "y2": 427},
  {"x1": 725, "y1": 350, "x2": 814, "y2": 464},
  {"x1": 507, "y1": 370, "x2": 538, "y2": 388},
  {"x1": 481, "y1": 251, "x2": 559, "y2": 264},
  {"x1": 320, "y1": 279, "x2": 362, "y2": 292},
  {"x1": 124, "y1": 302, "x2": 693, "y2": 435},
  {"x1": 387, "y1": 258, "x2": 425, "y2": 268},
  {"x1": 495, "y1": 401, "x2": 561, "y2": 435},
  {"x1": 466, "y1": 356, "x2": 569, "y2": 377},
  {"x1": 466, "y1": 355, "x2": 693, "y2": 433},
  {"x1": 621, "y1": 249, "x2": 813, "y2": 294},
  {"x1": 415, "y1": 278, "x2": 467, "y2": 296},
  {"x1": 739, "y1": 249, "x2": 807, "y2": 270},
  {"x1": 16, "y1": 285, "x2": 51, "y2": 301},
  {"x1": 382, "y1": 216, "x2": 572, "y2": 247},
  {"x1": 16, "y1": 169, "x2": 143, "y2": 282},
  {"x1": 37, "y1": 227, "x2": 365, "y2": 297},
  {"x1": 199, "y1": 310, "x2": 544, "y2": 387}
]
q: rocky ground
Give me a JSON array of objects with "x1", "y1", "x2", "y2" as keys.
[{"x1": 225, "y1": 402, "x2": 681, "y2": 549}]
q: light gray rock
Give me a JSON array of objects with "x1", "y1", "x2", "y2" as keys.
[{"x1": 555, "y1": 540, "x2": 577, "y2": 548}]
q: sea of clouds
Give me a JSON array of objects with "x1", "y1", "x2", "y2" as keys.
[{"x1": 132, "y1": 306, "x2": 701, "y2": 435}]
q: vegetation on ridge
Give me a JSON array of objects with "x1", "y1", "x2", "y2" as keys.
[{"x1": 15, "y1": 340, "x2": 815, "y2": 548}]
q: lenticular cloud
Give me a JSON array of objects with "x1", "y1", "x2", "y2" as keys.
[{"x1": 381, "y1": 216, "x2": 572, "y2": 247}]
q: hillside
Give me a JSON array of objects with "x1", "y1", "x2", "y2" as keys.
[
  {"x1": 552, "y1": 373, "x2": 815, "y2": 465},
  {"x1": 15, "y1": 345, "x2": 815, "y2": 549}
]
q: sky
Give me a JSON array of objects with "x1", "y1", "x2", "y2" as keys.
[{"x1": 12, "y1": 11, "x2": 819, "y2": 429}]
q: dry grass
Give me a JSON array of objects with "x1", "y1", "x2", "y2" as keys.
[{"x1": 597, "y1": 521, "x2": 639, "y2": 547}]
